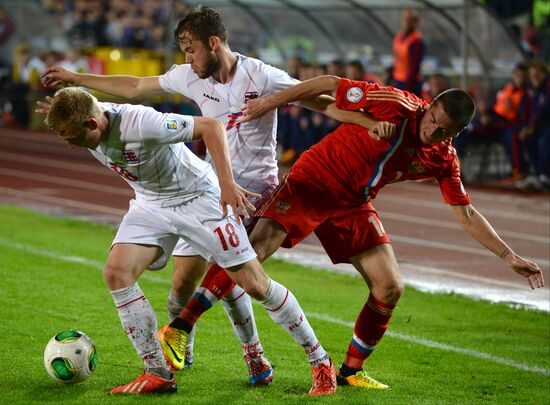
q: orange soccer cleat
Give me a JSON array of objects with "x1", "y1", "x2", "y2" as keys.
[
  {"x1": 308, "y1": 359, "x2": 337, "y2": 396},
  {"x1": 110, "y1": 372, "x2": 177, "y2": 395}
]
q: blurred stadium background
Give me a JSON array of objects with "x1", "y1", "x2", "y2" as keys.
[{"x1": 1, "y1": 1, "x2": 548, "y2": 184}]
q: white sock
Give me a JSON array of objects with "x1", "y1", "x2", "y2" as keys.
[
  {"x1": 260, "y1": 280, "x2": 329, "y2": 365},
  {"x1": 222, "y1": 285, "x2": 264, "y2": 357},
  {"x1": 167, "y1": 290, "x2": 195, "y2": 361},
  {"x1": 111, "y1": 283, "x2": 169, "y2": 377}
]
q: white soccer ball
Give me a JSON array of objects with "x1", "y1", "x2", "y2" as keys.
[{"x1": 44, "y1": 330, "x2": 97, "y2": 384}]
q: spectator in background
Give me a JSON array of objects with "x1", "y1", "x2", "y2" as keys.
[
  {"x1": 0, "y1": 5, "x2": 16, "y2": 70},
  {"x1": 59, "y1": 48, "x2": 89, "y2": 73},
  {"x1": 422, "y1": 73, "x2": 450, "y2": 103},
  {"x1": 390, "y1": 8, "x2": 424, "y2": 96},
  {"x1": 493, "y1": 63, "x2": 529, "y2": 182},
  {"x1": 453, "y1": 95, "x2": 496, "y2": 160},
  {"x1": 326, "y1": 59, "x2": 345, "y2": 77},
  {"x1": 286, "y1": 56, "x2": 303, "y2": 79},
  {"x1": 5, "y1": 45, "x2": 48, "y2": 128},
  {"x1": 346, "y1": 60, "x2": 382, "y2": 85},
  {"x1": 516, "y1": 61, "x2": 550, "y2": 190}
]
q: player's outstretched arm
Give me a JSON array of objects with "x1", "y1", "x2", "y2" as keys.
[
  {"x1": 451, "y1": 204, "x2": 544, "y2": 289},
  {"x1": 41, "y1": 66, "x2": 164, "y2": 99},
  {"x1": 241, "y1": 75, "x2": 341, "y2": 122},
  {"x1": 192, "y1": 117, "x2": 260, "y2": 222}
]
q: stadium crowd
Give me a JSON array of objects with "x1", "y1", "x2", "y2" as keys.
[{"x1": 0, "y1": 0, "x2": 548, "y2": 190}]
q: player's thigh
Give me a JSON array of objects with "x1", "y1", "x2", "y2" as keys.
[
  {"x1": 105, "y1": 243, "x2": 163, "y2": 289},
  {"x1": 172, "y1": 255, "x2": 208, "y2": 294},
  {"x1": 315, "y1": 203, "x2": 390, "y2": 264},
  {"x1": 249, "y1": 217, "x2": 288, "y2": 263},
  {"x1": 255, "y1": 172, "x2": 331, "y2": 250},
  {"x1": 349, "y1": 243, "x2": 400, "y2": 290}
]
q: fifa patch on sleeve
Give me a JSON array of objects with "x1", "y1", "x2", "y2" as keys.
[
  {"x1": 346, "y1": 87, "x2": 363, "y2": 103},
  {"x1": 164, "y1": 118, "x2": 179, "y2": 132}
]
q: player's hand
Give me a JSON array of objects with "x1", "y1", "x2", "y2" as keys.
[
  {"x1": 219, "y1": 180, "x2": 261, "y2": 223},
  {"x1": 42, "y1": 66, "x2": 78, "y2": 88},
  {"x1": 370, "y1": 121, "x2": 396, "y2": 141},
  {"x1": 241, "y1": 96, "x2": 275, "y2": 122},
  {"x1": 35, "y1": 96, "x2": 54, "y2": 124},
  {"x1": 508, "y1": 254, "x2": 544, "y2": 289}
]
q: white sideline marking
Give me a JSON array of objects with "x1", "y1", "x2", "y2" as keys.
[
  {"x1": 0, "y1": 238, "x2": 167, "y2": 285},
  {"x1": 0, "y1": 238, "x2": 548, "y2": 376},
  {"x1": 308, "y1": 312, "x2": 550, "y2": 376}
]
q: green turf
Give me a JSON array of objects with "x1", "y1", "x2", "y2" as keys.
[{"x1": 0, "y1": 204, "x2": 548, "y2": 404}]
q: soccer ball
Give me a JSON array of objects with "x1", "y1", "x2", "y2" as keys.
[{"x1": 44, "y1": 330, "x2": 97, "y2": 384}]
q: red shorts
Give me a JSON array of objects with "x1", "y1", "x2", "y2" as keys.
[{"x1": 256, "y1": 172, "x2": 390, "y2": 264}]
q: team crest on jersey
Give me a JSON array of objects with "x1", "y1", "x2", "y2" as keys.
[
  {"x1": 275, "y1": 199, "x2": 291, "y2": 213},
  {"x1": 245, "y1": 92, "x2": 258, "y2": 102},
  {"x1": 123, "y1": 149, "x2": 140, "y2": 164},
  {"x1": 346, "y1": 87, "x2": 363, "y2": 103},
  {"x1": 164, "y1": 119, "x2": 179, "y2": 132}
]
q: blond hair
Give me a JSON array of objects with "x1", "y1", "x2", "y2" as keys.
[{"x1": 46, "y1": 87, "x2": 103, "y2": 138}]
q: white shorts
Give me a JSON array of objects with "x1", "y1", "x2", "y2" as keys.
[
  {"x1": 112, "y1": 189, "x2": 256, "y2": 270},
  {"x1": 172, "y1": 183, "x2": 277, "y2": 257}
]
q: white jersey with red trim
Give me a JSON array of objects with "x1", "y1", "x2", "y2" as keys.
[
  {"x1": 159, "y1": 53, "x2": 299, "y2": 194},
  {"x1": 89, "y1": 102, "x2": 218, "y2": 207}
]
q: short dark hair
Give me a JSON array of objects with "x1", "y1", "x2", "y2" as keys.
[
  {"x1": 432, "y1": 89, "x2": 476, "y2": 129},
  {"x1": 174, "y1": 6, "x2": 227, "y2": 46},
  {"x1": 347, "y1": 60, "x2": 364, "y2": 72}
]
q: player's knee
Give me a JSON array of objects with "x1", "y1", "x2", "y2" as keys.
[
  {"x1": 172, "y1": 271, "x2": 201, "y2": 297},
  {"x1": 381, "y1": 279, "x2": 404, "y2": 304},
  {"x1": 226, "y1": 261, "x2": 269, "y2": 300},
  {"x1": 373, "y1": 276, "x2": 404, "y2": 305},
  {"x1": 103, "y1": 263, "x2": 134, "y2": 291}
]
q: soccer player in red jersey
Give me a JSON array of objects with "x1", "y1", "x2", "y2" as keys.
[
  {"x1": 234, "y1": 76, "x2": 543, "y2": 388},
  {"x1": 167, "y1": 75, "x2": 543, "y2": 389}
]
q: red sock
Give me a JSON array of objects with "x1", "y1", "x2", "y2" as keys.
[
  {"x1": 343, "y1": 293, "x2": 395, "y2": 370},
  {"x1": 174, "y1": 264, "x2": 235, "y2": 329}
]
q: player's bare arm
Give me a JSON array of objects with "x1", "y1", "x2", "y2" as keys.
[
  {"x1": 242, "y1": 75, "x2": 396, "y2": 139},
  {"x1": 42, "y1": 66, "x2": 165, "y2": 99},
  {"x1": 451, "y1": 204, "x2": 544, "y2": 289},
  {"x1": 298, "y1": 96, "x2": 396, "y2": 140},
  {"x1": 192, "y1": 117, "x2": 260, "y2": 221},
  {"x1": 242, "y1": 75, "x2": 341, "y2": 121}
]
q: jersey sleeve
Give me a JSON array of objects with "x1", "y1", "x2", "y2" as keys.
[
  {"x1": 137, "y1": 107, "x2": 195, "y2": 145},
  {"x1": 158, "y1": 64, "x2": 192, "y2": 98},
  {"x1": 436, "y1": 154, "x2": 471, "y2": 205},
  {"x1": 335, "y1": 79, "x2": 424, "y2": 118},
  {"x1": 261, "y1": 63, "x2": 300, "y2": 95}
]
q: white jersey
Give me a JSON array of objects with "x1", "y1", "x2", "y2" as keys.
[
  {"x1": 159, "y1": 53, "x2": 298, "y2": 194},
  {"x1": 89, "y1": 102, "x2": 218, "y2": 207}
]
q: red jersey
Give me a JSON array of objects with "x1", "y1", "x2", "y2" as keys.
[{"x1": 292, "y1": 80, "x2": 470, "y2": 206}]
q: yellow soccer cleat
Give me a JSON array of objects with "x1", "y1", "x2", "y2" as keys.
[
  {"x1": 337, "y1": 370, "x2": 390, "y2": 389},
  {"x1": 157, "y1": 324, "x2": 188, "y2": 371}
]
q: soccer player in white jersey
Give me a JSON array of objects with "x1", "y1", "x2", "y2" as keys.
[
  {"x1": 42, "y1": 86, "x2": 337, "y2": 395},
  {"x1": 41, "y1": 6, "x2": 368, "y2": 393}
]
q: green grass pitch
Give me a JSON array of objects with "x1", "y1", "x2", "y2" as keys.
[{"x1": 0, "y1": 205, "x2": 548, "y2": 404}]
